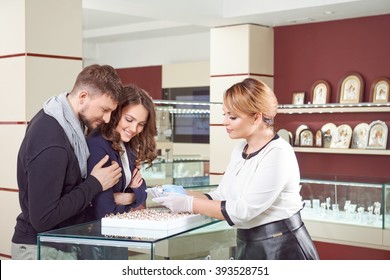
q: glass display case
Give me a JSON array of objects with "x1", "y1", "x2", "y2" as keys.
[
  {"x1": 37, "y1": 180, "x2": 390, "y2": 260},
  {"x1": 300, "y1": 178, "x2": 384, "y2": 228},
  {"x1": 384, "y1": 184, "x2": 390, "y2": 247},
  {"x1": 37, "y1": 211, "x2": 220, "y2": 260},
  {"x1": 37, "y1": 185, "x2": 236, "y2": 260},
  {"x1": 141, "y1": 159, "x2": 210, "y2": 187},
  {"x1": 385, "y1": 184, "x2": 390, "y2": 229},
  {"x1": 143, "y1": 99, "x2": 218, "y2": 187},
  {"x1": 299, "y1": 178, "x2": 390, "y2": 249},
  {"x1": 154, "y1": 99, "x2": 220, "y2": 144}
]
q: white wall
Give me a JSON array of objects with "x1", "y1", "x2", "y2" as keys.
[{"x1": 83, "y1": 32, "x2": 211, "y2": 68}]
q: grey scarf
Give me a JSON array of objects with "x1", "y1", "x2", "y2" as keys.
[{"x1": 43, "y1": 93, "x2": 90, "y2": 178}]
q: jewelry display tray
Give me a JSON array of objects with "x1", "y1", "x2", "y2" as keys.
[{"x1": 101, "y1": 209, "x2": 207, "y2": 238}]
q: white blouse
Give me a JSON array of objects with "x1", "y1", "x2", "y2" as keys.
[
  {"x1": 207, "y1": 137, "x2": 303, "y2": 229},
  {"x1": 120, "y1": 142, "x2": 132, "y2": 190}
]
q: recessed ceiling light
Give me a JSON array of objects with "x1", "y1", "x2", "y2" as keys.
[
  {"x1": 323, "y1": 11, "x2": 335, "y2": 15},
  {"x1": 287, "y1": 17, "x2": 314, "y2": 23}
]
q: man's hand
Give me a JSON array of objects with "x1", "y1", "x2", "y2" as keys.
[{"x1": 90, "y1": 155, "x2": 122, "y2": 191}]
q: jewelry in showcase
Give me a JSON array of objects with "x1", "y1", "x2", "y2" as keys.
[
  {"x1": 325, "y1": 197, "x2": 331, "y2": 210},
  {"x1": 155, "y1": 109, "x2": 172, "y2": 142},
  {"x1": 101, "y1": 208, "x2": 206, "y2": 237},
  {"x1": 312, "y1": 199, "x2": 320, "y2": 210},
  {"x1": 105, "y1": 208, "x2": 194, "y2": 221},
  {"x1": 351, "y1": 123, "x2": 369, "y2": 149},
  {"x1": 302, "y1": 198, "x2": 382, "y2": 227},
  {"x1": 344, "y1": 200, "x2": 351, "y2": 212},
  {"x1": 366, "y1": 120, "x2": 388, "y2": 150}
]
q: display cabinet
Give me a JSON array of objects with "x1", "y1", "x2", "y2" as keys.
[
  {"x1": 384, "y1": 184, "x2": 390, "y2": 247},
  {"x1": 36, "y1": 179, "x2": 390, "y2": 260},
  {"x1": 385, "y1": 184, "x2": 390, "y2": 228},
  {"x1": 141, "y1": 159, "x2": 210, "y2": 187},
  {"x1": 37, "y1": 184, "x2": 236, "y2": 260},
  {"x1": 154, "y1": 99, "x2": 221, "y2": 144},
  {"x1": 143, "y1": 99, "x2": 218, "y2": 186},
  {"x1": 300, "y1": 178, "x2": 384, "y2": 228},
  {"x1": 299, "y1": 178, "x2": 390, "y2": 250},
  {"x1": 37, "y1": 211, "x2": 220, "y2": 260}
]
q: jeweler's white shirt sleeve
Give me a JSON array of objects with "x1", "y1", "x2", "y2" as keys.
[{"x1": 208, "y1": 138, "x2": 303, "y2": 228}]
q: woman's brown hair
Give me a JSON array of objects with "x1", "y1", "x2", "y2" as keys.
[{"x1": 99, "y1": 84, "x2": 157, "y2": 167}]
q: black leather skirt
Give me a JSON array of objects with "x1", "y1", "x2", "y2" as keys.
[{"x1": 236, "y1": 211, "x2": 319, "y2": 260}]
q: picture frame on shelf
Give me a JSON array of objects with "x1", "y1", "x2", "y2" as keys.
[
  {"x1": 314, "y1": 129, "x2": 323, "y2": 147},
  {"x1": 351, "y1": 123, "x2": 369, "y2": 149},
  {"x1": 330, "y1": 124, "x2": 352, "y2": 149},
  {"x1": 366, "y1": 120, "x2": 388, "y2": 150},
  {"x1": 338, "y1": 72, "x2": 364, "y2": 104},
  {"x1": 292, "y1": 92, "x2": 305, "y2": 105},
  {"x1": 299, "y1": 129, "x2": 314, "y2": 147},
  {"x1": 321, "y1": 123, "x2": 337, "y2": 148},
  {"x1": 295, "y1": 124, "x2": 309, "y2": 146},
  {"x1": 277, "y1": 128, "x2": 293, "y2": 145},
  {"x1": 311, "y1": 80, "x2": 331, "y2": 104},
  {"x1": 369, "y1": 77, "x2": 390, "y2": 103}
]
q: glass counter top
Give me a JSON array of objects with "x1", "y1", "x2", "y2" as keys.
[
  {"x1": 38, "y1": 213, "x2": 219, "y2": 244},
  {"x1": 37, "y1": 208, "x2": 221, "y2": 259}
]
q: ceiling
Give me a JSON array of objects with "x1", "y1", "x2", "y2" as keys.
[{"x1": 82, "y1": 0, "x2": 390, "y2": 43}]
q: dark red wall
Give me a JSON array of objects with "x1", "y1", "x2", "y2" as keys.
[
  {"x1": 274, "y1": 15, "x2": 390, "y2": 259},
  {"x1": 274, "y1": 14, "x2": 390, "y2": 104},
  {"x1": 274, "y1": 14, "x2": 390, "y2": 183},
  {"x1": 116, "y1": 65, "x2": 162, "y2": 99},
  {"x1": 314, "y1": 241, "x2": 390, "y2": 260}
]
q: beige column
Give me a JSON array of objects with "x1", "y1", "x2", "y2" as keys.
[
  {"x1": 209, "y1": 24, "x2": 274, "y2": 184},
  {"x1": 0, "y1": 0, "x2": 82, "y2": 258}
]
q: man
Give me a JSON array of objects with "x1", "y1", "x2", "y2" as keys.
[{"x1": 12, "y1": 64, "x2": 123, "y2": 259}]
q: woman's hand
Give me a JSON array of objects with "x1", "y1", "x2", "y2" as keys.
[
  {"x1": 129, "y1": 167, "x2": 143, "y2": 189},
  {"x1": 113, "y1": 192, "x2": 135, "y2": 205}
]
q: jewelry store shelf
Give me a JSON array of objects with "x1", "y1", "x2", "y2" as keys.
[
  {"x1": 293, "y1": 147, "x2": 390, "y2": 156},
  {"x1": 278, "y1": 103, "x2": 390, "y2": 114}
]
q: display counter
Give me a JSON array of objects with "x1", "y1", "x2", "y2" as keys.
[
  {"x1": 300, "y1": 178, "x2": 390, "y2": 251},
  {"x1": 37, "y1": 179, "x2": 390, "y2": 260},
  {"x1": 37, "y1": 211, "x2": 235, "y2": 260}
]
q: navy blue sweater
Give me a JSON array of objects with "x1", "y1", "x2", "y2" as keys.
[{"x1": 86, "y1": 129, "x2": 147, "y2": 219}]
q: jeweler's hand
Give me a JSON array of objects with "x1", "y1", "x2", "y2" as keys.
[
  {"x1": 162, "y1": 184, "x2": 186, "y2": 195},
  {"x1": 146, "y1": 186, "x2": 163, "y2": 198},
  {"x1": 152, "y1": 192, "x2": 193, "y2": 213}
]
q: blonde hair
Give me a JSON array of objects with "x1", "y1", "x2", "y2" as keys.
[{"x1": 223, "y1": 78, "x2": 278, "y2": 126}]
